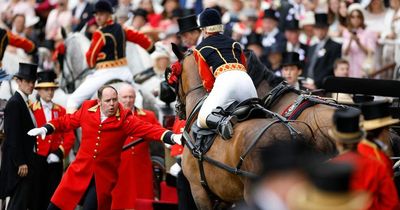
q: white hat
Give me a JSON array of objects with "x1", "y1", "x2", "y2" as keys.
[
  {"x1": 150, "y1": 42, "x2": 170, "y2": 60},
  {"x1": 25, "y1": 16, "x2": 40, "y2": 28},
  {"x1": 348, "y1": 3, "x2": 365, "y2": 17},
  {"x1": 299, "y1": 11, "x2": 315, "y2": 28}
]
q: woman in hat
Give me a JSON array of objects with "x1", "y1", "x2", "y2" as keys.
[
  {"x1": 329, "y1": 108, "x2": 399, "y2": 210},
  {"x1": 193, "y1": 8, "x2": 257, "y2": 140},
  {"x1": 30, "y1": 71, "x2": 75, "y2": 210},
  {"x1": 342, "y1": 3, "x2": 378, "y2": 78}
]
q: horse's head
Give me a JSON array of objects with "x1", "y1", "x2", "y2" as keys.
[{"x1": 167, "y1": 43, "x2": 205, "y2": 119}]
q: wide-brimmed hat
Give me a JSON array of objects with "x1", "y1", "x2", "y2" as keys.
[
  {"x1": 177, "y1": 14, "x2": 200, "y2": 34},
  {"x1": 0, "y1": 69, "x2": 12, "y2": 82},
  {"x1": 300, "y1": 11, "x2": 315, "y2": 27},
  {"x1": 14, "y1": 63, "x2": 38, "y2": 81},
  {"x1": 361, "y1": 100, "x2": 400, "y2": 131},
  {"x1": 282, "y1": 52, "x2": 301, "y2": 68},
  {"x1": 314, "y1": 13, "x2": 329, "y2": 28},
  {"x1": 94, "y1": 0, "x2": 113, "y2": 14},
  {"x1": 328, "y1": 107, "x2": 365, "y2": 143},
  {"x1": 288, "y1": 162, "x2": 371, "y2": 210},
  {"x1": 35, "y1": 71, "x2": 58, "y2": 89},
  {"x1": 263, "y1": 8, "x2": 279, "y2": 21}
]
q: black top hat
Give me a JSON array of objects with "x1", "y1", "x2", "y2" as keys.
[
  {"x1": 314, "y1": 13, "x2": 329, "y2": 28},
  {"x1": 199, "y1": 8, "x2": 222, "y2": 28},
  {"x1": 133, "y1": 8, "x2": 148, "y2": 21},
  {"x1": 177, "y1": 15, "x2": 200, "y2": 34},
  {"x1": 282, "y1": 52, "x2": 301, "y2": 68},
  {"x1": 329, "y1": 107, "x2": 365, "y2": 143},
  {"x1": 361, "y1": 100, "x2": 400, "y2": 131},
  {"x1": 268, "y1": 42, "x2": 285, "y2": 54},
  {"x1": 259, "y1": 140, "x2": 320, "y2": 177},
  {"x1": 94, "y1": 0, "x2": 113, "y2": 14},
  {"x1": 35, "y1": 71, "x2": 58, "y2": 89},
  {"x1": 263, "y1": 8, "x2": 279, "y2": 21},
  {"x1": 285, "y1": 19, "x2": 300, "y2": 31},
  {"x1": 172, "y1": 8, "x2": 183, "y2": 18},
  {"x1": 14, "y1": 63, "x2": 38, "y2": 81},
  {"x1": 245, "y1": 32, "x2": 262, "y2": 47},
  {"x1": 310, "y1": 163, "x2": 353, "y2": 193},
  {"x1": 0, "y1": 70, "x2": 12, "y2": 82}
]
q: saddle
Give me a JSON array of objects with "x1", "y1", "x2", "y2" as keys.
[{"x1": 191, "y1": 98, "x2": 271, "y2": 154}]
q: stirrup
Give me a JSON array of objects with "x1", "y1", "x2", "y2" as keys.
[{"x1": 217, "y1": 116, "x2": 237, "y2": 140}]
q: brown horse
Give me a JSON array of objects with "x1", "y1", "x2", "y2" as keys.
[
  {"x1": 176, "y1": 51, "x2": 316, "y2": 210},
  {"x1": 245, "y1": 51, "x2": 339, "y2": 156}
]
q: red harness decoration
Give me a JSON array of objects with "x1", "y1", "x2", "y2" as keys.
[{"x1": 167, "y1": 61, "x2": 182, "y2": 86}]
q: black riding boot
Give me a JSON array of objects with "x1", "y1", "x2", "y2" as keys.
[{"x1": 206, "y1": 113, "x2": 237, "y2": 140}]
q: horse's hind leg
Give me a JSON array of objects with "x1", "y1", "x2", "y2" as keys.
[{"x1": 190, "y1": 184, "x2": 213, "y2": 210}]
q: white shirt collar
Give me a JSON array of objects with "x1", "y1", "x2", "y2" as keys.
[
  {"x1": 16, "y1": 88, "x2": 29, "y2": 103},
  {"x1": 40, "y1": 98, "x2": 53, "y2": 109},
  {"x1": 100, "y1": 109, "x2": 108, "y2": 122}
]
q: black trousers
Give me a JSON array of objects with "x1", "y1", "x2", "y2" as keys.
[
  {"x1": 177, "y1": 171, "x2": 197, "y2": 210},
  {"x1": 31, "y1": 154, "x2": 63, "y2": 210},
  {"x1": 47, "y1": 177, "x2": 97, "y2": 210},
  {"x1": 7, "y1": 175, "x2": 33, "y2": 210}
]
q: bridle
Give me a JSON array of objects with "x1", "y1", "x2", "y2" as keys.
[{"x1": 175, "y1": 50, "x2": 204, "y2": 120}]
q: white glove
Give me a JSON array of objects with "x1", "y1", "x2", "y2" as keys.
[
  {"x1": 172, "y1": 134, "x2": 182, "y2": 145},
  {"x1": 169, "y1": 162, "x2": 181, "y2": 177},
  {"x1": 27, "y1": 127, "x2": 47, "y2": 140},
  {"x1": 47, "y1": 153, "x2": 60, "y2": 164}
]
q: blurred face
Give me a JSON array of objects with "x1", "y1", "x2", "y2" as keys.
[
  {"x1": 329, "y1": 0, "x2": 340, "y2": 14},
  {"x1": 303, "y1": 25, "x2": 314, "y2": 37},
  {"x1": 119, "y1": 86, "x2": 136, "y2": 110},
  {"x1": 262, "y1": 18, "x2": 278, "y2": 33},
  {"x1": 285, "y1": 30, "x2": 300, "y2": 44},
  {"x1": 37, "y1": 87, "x2": 56, "y2": 103},
  {"x1": 391, "y1": 0, "x2": 400, "y2": 9},
  {"x1": 155, "y1": 57, "x2": 170, "y2": 70},
  {"x1": 339, "y1": 1, "x2": 348, "y2": 16},
  {"x1": 132, "y1": 16, "x2": 146, "y2": 29},
  {"x1": 140, "y1": 0, "x2": 154, "y2": 13},
  {"x1": 268, "y1": 53, "x2": 282, "y2": 66},
  {"x1": 95, "y1": 11, "x2": 112, "y2": 27},
  {"x1": 334, "y1": 63, "x2": 349, "y2": 77},
  {"x1": 232, "y1": 0, "x2": 243, "y2": 12},
  {"x1": 181, "y1": 30, "x2": 200, "y2": 47},
  {"x1": 282, "y1": 65, "x2": 302, "y2": 86},
  {"x1": 164, "y1": 0, "x2": 178, "y2": 13},
  {"x1": 99, "y1": 87, "x2": 119, "y2": 117},
  {"x1": 313, "y1": 27, "x2": 328, "y2": 40},
  {"x1": 16, "y1": 78, "x2": 35, "y2": 95},
  {"x1": 13, "y1": 15, "x2": 25, "y2": 34},
  {"x1": 349, "y1": 10, "x2": 363, "y2": 28},
  {"x1": 247, "y1": 44, "x2": 263, "y2": 58}
]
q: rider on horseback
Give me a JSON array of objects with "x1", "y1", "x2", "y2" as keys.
[
  {"x1": 194, "y1": 8, "x2": 257, "y2": 139},
  {"x1": 66, "y1": 0, "x2": 155, "y2": 113}
]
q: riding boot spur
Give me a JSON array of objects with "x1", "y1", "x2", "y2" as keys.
[{"x1": 205, "y1": 112, "x2": 237, "y2": 140}]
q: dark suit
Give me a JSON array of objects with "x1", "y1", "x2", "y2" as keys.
[
  {"x1": 0, "y1": 91, "x2": 36, "y2": 209},
  {"x1": 305, "y1": 38, "x2": 341, "y2": 88},
  {"x1": 72, "y1": 2, "x2": 94, "y2": 32}
]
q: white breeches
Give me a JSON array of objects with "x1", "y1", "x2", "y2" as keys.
[
  {"x1": 66, "y1": 65, "x2": 133, "y2": 110},
  {"x1": 197, "y1": 70, "x2": 258, "y2": 128}
]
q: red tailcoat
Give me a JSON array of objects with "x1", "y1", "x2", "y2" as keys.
[
  {"x1": 31, "y1": 101, "x2": 75, "y2": 157},
  {"x1": 112, "y1": 108, "x2": 160, "y2": 209},
  {"x1": 331, "y1": 151, "x2": 399, "y2": 210},
  {"x1": 48, "y1": 100, "x2": 171, "y2": 210},
  {"x1": 357, "y1": 139, "x2": 393, "y2": 175}
]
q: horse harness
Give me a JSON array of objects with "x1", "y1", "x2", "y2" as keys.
[{"x1": 263, "y1": 81, "x2": 347, "y2": 120}]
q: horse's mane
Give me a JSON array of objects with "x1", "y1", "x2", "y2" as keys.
[{"x1": 245, "y1": 49, "x2": 284, "y2": 88}]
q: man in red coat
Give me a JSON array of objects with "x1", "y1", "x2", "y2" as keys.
[
  {"x1": 112, "y1": 83, "x2": 161, "y2": 209},
  {"x1": 329, "y1": 108, "x2": 399, "y2": 210},
  {"x1": 358, "y1": 100, "x2": 399, "y2": 175},
  {"x1": 30, "y1": 71, "x2": 75, "y2": 210},
  {"x1": 28, "y1": 85, "x2": 181, "y2": 210}
]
